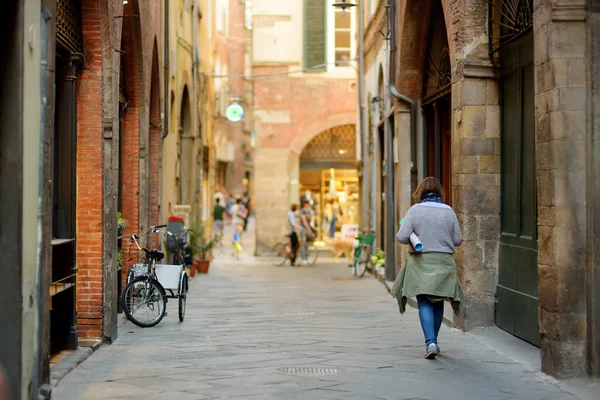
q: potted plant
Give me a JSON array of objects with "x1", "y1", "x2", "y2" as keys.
[
  {"x1": 188, "y1": 218, "x2": 216, "y2": 274},
  {"x1": 116, "y1": 211, "x2": 127, "y2": 272}
]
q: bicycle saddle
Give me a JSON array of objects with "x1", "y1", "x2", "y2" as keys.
[{"x1": 150, "y1": 250, "x2": 165, "y2": 261}]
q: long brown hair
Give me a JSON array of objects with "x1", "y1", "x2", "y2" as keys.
[{"x1": 413, "y1": 177, "x2": 445, "y2": 203}]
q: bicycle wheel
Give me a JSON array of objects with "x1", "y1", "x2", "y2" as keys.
[
  {"x1": 122, "y1": 276, "x2": 167, "y2": 328},
  {"x1": 271, "y1": 242, "x2": 288, "y2": 266},
  {"x1": 307, "y1": 244, "x2": 319, "y2": 266},
  {"x1": 356, "y1": 246, "x2": 370, "y2": 277},
  {"x1": 178, "y1": 272, "x2": 187, "y2": 322}
]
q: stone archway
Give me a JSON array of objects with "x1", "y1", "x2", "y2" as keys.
[
  {"x1": 148, "y1": 39, "x2": 161, "y2": 245},
  {"x1": 120, "y1": 0, "x2": 144, "y2": 237},
  {"x1": 289, "y1": 111, "x2": 357, "y2": 155},
  {"x1": 298, "y1": 124, "x2": 359, "y2": 240}
]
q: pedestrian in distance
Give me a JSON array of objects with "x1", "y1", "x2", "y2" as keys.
[
  {"x1": 287, "y1": 203, "x2": 301, "y2": 265},
  {"x1": 225, "y1": 194, "x2": 234, "y2": 224},
  {"x1": 232, "y1": 225, "x2": 243, "y2": 259},
  {"x1": 213, "y1": 198, "x2": 225, "y2": 236},
  {"x1": 299, "y1": 200, "x2": 315, "y2": 265},
  {"x1": 392, "y1": 176, "x2": 465, "y2": 359},
  {"x1": 229, "y1": 198, "x2": 247, "y2": 228},
  {"x1": 242, "y1": 192, "x2": 251, "y2": 231}
]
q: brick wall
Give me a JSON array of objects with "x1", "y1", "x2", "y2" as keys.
[
  {"x1": 76, "y1": 0, "x2": 161, "y2": 340},
  {"x1": 77, "y1": 0, "x2": 107, "y2": 338},
  {"x1": 121, "y1": 11, "x2": 141, "y2": 259}
]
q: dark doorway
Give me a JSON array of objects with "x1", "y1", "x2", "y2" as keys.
[
  {"x1": 378, "y1": 124, "x2": 386, "y2": 251},
  {"x1": 421, "y1": 0, "x2": 452, "y2": 204},
  {"x1": 422, "y1": 96, "x2": 452, "y2": 204}
]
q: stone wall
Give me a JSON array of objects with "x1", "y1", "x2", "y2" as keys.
[
  {"x1": 534, "y1": 0, "x2": 589, "y2": 378},
  {"x1": 253, "y1": 148, "x2": 293, "y2": 253}
]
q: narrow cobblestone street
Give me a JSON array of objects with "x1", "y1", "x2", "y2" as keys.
[{"x1": 52, "y1": 225, "x2": 585, "y2": 400}]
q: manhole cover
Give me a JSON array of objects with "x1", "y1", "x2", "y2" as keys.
[
  {"x1": 283, "y1": 312, "x2": 315, "y2": 316},
  {"x1": 278, "y1": 368, "x2": 338, "y2": 375},
  {"x1": 330, "y1": 276, "x2": 361, "y2": 281}
]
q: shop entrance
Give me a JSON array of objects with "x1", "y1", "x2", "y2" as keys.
[{"x1": 299, "y1": 124, "x2": 359, "y2": 242}]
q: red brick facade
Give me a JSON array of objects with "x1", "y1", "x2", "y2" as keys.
[
  {"x1": 75, "y1": 0, "x2": 162, "y2": 339},
  {"x1": 77, "y1": 0, "x2": 106, "y2": 338},
  {"x1": 254, "y1": 67, "x2": 357, "y2": 152}
]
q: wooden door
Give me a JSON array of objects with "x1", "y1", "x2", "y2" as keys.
[{"x1": 496, "y1": 31, "x2": 539, "y2": 347}]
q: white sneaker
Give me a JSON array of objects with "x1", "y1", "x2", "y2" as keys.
[{"x1": 424, "y1": 343, "x2": 438, "y2": 359}]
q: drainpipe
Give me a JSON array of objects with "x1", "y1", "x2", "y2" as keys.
[
  {"x1": 357, "y1": 0, "x2": 369, "y2": 232},
  {"x1": 388, "y1": 0, "x2": 417, "y2": 192},
  {"x1": 198, "y1": 74, "x2": 206, "y2": 220},
  {"x1": 161, "y1": 0, "x2": 169, "y2": 140}
]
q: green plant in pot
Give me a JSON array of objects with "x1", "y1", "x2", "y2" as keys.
[
  {"x1": 116, "y1": 212, "x2": 127, "y2": 272},
  {"x1": 117, "y1": 211, "x2": 126, "y2": 237},
  {"x1": 188, "y1": 218, "x2": 217, "y2": 274}
]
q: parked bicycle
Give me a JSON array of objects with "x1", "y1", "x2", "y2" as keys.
[
  {"x1": 122, "y1": 225, "x2": 188, "y2": 327},
  {"x1": 165, "y1": 224, "x2": 191, "y2": 267},
  {"x1": 349, "y1": 230, "x2": 375, "y2": 278},
  {"x1": 271, "y1": 234, "x2": 318, "y2": 266}
]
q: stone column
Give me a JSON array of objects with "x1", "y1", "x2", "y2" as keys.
[
  {"x1": 534, "y1": 0, "x2": 588, "y2": 378},
  {"x1": 254, "y1": 147, "x2": 293, "y2": 254},
  {"x1": 453, "y1": 66, "x2": 501, "y2": 330},
  {"x1": 394, "y1": 106, "x2": 412, "y2": 269}
]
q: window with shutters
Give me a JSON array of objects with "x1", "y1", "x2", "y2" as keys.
[{"x1": 304, "y1": 0, "x2": 327, "y2": 71}]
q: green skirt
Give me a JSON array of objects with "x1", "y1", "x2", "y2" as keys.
[{"x1": 391, "y1": 253, "x2": 465, "y2": 315}]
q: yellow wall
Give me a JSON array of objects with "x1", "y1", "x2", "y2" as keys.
[{"x1": 161, "y1": 0, "x2": 216, "y2": 227}]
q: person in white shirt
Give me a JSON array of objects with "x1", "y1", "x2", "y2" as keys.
[{"x1": 229, "y1": 198, "x2": 246, "y2": 227}]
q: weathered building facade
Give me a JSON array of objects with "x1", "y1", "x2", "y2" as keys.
[
  {"x1": 160, "y1": 0, "x2": 216, "y2": 227},
  {"x1": 0, "y1": 0, "x2": 220, "y2": 397},
  {"x1": 251, "y1": 0, "x2": 358, "y2": 252},
  {"x1": 213, "y1": 0, "x2": 254, "y2": 197},
  {"x1": 362, "y1": 0, "x2": 600, "y2": 379}
]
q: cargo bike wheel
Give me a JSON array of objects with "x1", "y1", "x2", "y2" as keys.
[{"x1": 178, "y1": 271, "x2": 188, "y2": 322}]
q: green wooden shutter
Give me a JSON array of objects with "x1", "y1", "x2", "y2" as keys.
[{"x1": 304, "y1": 0, "x2": 327, "y2": 71}]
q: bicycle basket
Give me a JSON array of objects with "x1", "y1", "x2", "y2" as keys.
[
  {"x1": 132, "y1": 263, "x2": 150, "y2": 278},
  {"x1": 357, "y1": 234, "x2": 375, "y2": 246}
]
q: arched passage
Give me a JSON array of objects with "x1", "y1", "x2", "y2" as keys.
[
  {"x1": 396, "y1": 0, "x2": 453, "y2": 204},
  {"x1": 119, "y1": 0, "x2": 144, "y2": 234},
  {"x1": 148, "y1": 38, "x2": 161, "y2": 243},
  {"x1": 298, "y1": 124, "x2": 358, "y2": 240},
  {"x1": 178, "y1": 86, "x2": 193, "y2": 205}
]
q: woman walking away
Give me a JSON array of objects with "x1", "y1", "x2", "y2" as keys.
[{"x1": 392, "y1": 177, "x2": 465, "y2": 359}]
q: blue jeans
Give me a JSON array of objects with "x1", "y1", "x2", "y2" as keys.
[{"x1": 417, "y1": 295, "x2": 444, "y2": 346}]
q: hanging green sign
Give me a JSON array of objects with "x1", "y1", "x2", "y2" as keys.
[{"x1": 226, "y1": 103, "x2": 244, "y2": 122}]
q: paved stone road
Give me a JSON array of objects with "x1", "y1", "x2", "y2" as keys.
[{"x1": 54, "y1": 251, "x2": 581, "y2": 400}]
